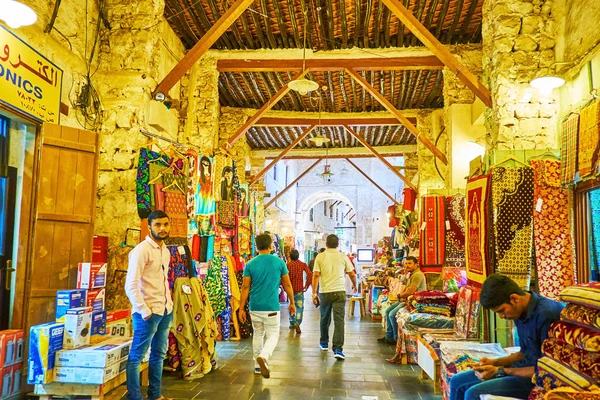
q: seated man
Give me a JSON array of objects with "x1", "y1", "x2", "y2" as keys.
[
  {"x1": 377, "y1": 256, "x2": 426, "y2": 345},
  {"x1": 449, "y1": 274, "x2": 564, "y2": 400}
]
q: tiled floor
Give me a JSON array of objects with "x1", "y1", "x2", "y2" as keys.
[{"x1": 110, "y1": 295, "x2": 442, "y2": 400}]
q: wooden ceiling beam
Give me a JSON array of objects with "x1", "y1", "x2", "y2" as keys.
[
  {"x1": 265, "y1": 158, "x2": 324, "y2": 208},
  {"x1": 249, "y1": 124, "x2": 317, "y2": 185},
  {"x1": 380, "y1": 0, "x2": 492, "y2": 107},
  {"x1": 345, "y1": 158, "x2": 400, "y2": 205},
  {"x1": 256, "y1": 116, "x2": 416, "y2": 126},
  {"x1": 153, "y1": 0, "x2": 254, "y2": 97},
  {"x1": 251, "y1": 144, "x2": 417, "y2": 159},
  {"x1": 344, "y1": 125, "x2": 418, "y2": 193},
  {"x1": 345, "y1": 68, "x2": 448, "y2": 165},
  {"x1": 217, "y1": 56, "x2": 444, "y2": 72}
]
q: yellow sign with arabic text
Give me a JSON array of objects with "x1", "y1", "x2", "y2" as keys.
[{"x1": 0, "y1": 24, "x2": 63, "y2": 123}]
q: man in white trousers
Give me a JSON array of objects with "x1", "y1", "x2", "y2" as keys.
[{"x1": 239, "y1": 233, "x2": 296, "y2": 378}]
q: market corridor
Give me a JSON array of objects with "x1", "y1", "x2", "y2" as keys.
[{"x1": 115, "y1": 294, "x2": 440, "y2": 400}]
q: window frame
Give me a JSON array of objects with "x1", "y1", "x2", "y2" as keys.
[{"x1": 574, "y1": 178, "x2": 600, "y2": 283}]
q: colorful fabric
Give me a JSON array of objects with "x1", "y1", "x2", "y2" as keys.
[
  {"x1": 166, "y1": 332, "x2": 181, "y2": 370},
  {"x1": 578, "y1": 100, "x2": 600, "y2": 178},
  {"x1": 591, "y1": 191, "x2": 600, "y2": 281},
  {"x1": 465, "y1": 174, "x2": 491, "y2": 287},
  {"x1": 218, "y1": 256, "x2": 232, "y2": 340},
  {"x1": 406, "y1": 313, "x2": 455, "y2": 329},
  {"x1": 236, "y1": 217, "x2": 251, "y2": 255},
  {"x1": 237, "y1": 183, "x2": 249, "y2": 217},
  {"x1": 226, "y1": 255, "x2": 241, "y2": 341},
  {"x1": 170, "y1": 217, "x2": 188, "y2": 238},
  {"x1": 235, "y1": 271, "x2": 252, "y2": 338},
  {"x1": 561, "y1": 113, "x2": 580, "y2": 185},
  {"x1": 559, "y1": 283, "x2": 600, "y2": 310},
  {"x1": 542, "y1": 338, "x2": 600, "y2": 382},
  {"x1": 197, "y1": 214, "x2": 215, "y2": 236},
  {"x1": 443, "y1": 266, "x2": 467, "y2": 293},
  {"x1": 532, "y1": 160, "x2": 576, "y2": 299},
  {"x1": 413, "y1": 290, "x2": 449, "y2": 301},
  {"x1": 409, "y1": 299, "x2": 453, "y2": 316},
  {"x1": 419, "y1": 196, "x2": 446, "y2": 266},
  {"x1": 454, "y1": 286, "x2": 481, "y2": 339},
  {"x1": 186, "y1": 154, "x2": 196, "y2": 219},
  {"x1": 167, "y1": 246, "x2": 189, "y2": 293},
  {"x1": 549, "y1": 320, "x2": 600, "y2": 352},
  {"x1": 445, "y1": 195, "x2": 466, "y2": 268},
  {"x1": 163, "y1": 172, "x2": 187, "y2": 194},
  {"x1": 216, "y1": 201, "x2": 236, "y2": 227},
  {"x1": 203, "y1": 257, "x2": 226, "y2": 315},
  {"x1": 137, "y1": 148, "x2": 170, "y2": 219},
  {"x1": 154, "y1": 183, "x2": 165, "y2": 211},
  {"x1": 533, "y1": 366, "x2": 569, "y2": 392},
  {"x1": 538, "y1": 356, "x2": 599, "y2": 391},
  {"x1": 165, "y1": 191, "x2": 187, "y2": 216},
  {"x1": 545, "y1": 388, "x2": 600, "y2": 400},
  {"x1": 490, "y1": 166, "x2": 534, "y2": 289},
  {"x1": 196, "y1": 155, "x2": 216, "y2": 215},
  {"x1": 214, "y1": 155, "x2": 234, "y2": 202},
  {"x1": 561, "y1": 304, "x2": 600, "y2": 331}
]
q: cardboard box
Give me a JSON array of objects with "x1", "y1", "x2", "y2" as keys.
[
  {"x1": 54, "y1": 357, "x2": 127, "y2": 384},
  {"x1": 92, "y1": 236, "x2": 109, "y2": 263},
  {"x1": 0, "y1": 363, "x2": 21, "y2": 399},
  {"x1": 91, "y1": 311, "x2": 107, "y2": 336},
  {"x1": 77, "y1": 263, "x2": 107, "y2": 289},
  {"x1": 86, "y1": 288, "x2": 106, "y2": 311},
  {"x1": 105, "y1": 309, "x2": 131, "y2": 338},
  {"x1": 28, "y1": 323, "x2": 64, "y2": 384},
  {"x1": 56, "y1": 289, "x2": 87, "y2": 322},
  {"x1": 63, "y1": 308, "x2": 92, "y2": 349},
  {"x1": 55, "y1": 338, "x2": 132, "y2": 368},
  {"x1": 0, "y1": 330, "x2": 24, "y2": 368}
]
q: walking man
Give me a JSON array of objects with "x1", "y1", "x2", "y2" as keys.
[
  {"x1": 125, "y1": 210, "x2": 173, "y2": 400},
  {"x1": 286, "y1": 249, "x2": 313, "y2": 334},
  {"x1": 312, "y1": 234, "x2": 357, "y2": 360},
  {"x1": 239, "y1": 234, "x2": 296, "y2": 378}
]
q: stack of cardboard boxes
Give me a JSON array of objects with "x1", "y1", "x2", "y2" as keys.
[{"x1": 0, "y1": 330, "x2": 24, "y2": 399}]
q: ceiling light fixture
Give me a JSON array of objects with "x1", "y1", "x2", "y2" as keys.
[
  {"x1": 309, "y1": 94, "x2": 331, "y2": 146},
  {"x1": 0, "y1": 0, "x2": 37, "y2": 29},
  {"x1": 319, "y1": 149, "x2": 334, "y2": 181},
  {"x1": 288, "y1": 8, "x2": 318, "y2": 95},
  {"x1": 530, "y1": 76, "x2": 565, "y2": 96}
]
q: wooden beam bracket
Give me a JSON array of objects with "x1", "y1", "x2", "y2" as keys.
[
  {"x1": 265, "y1": 158, "x2": 324, "y2": 208},
  {"x1": 345, "y1": 158, "x2": 400, "y2": 205}
]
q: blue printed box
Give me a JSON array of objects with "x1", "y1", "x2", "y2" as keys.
[
  {"x1": 27, "y1": 322, "x2": 64, "y2": 384},
  {"x1": 56, "y1": 289, "x2": 87, "y2": 322},
  {"x1": 92, "y1": 311, "x2": 106, "y2": 336}
]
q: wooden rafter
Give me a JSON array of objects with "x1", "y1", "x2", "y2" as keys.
[
  {"x1": 380, "y1": 0, "x2": 492, "y2": 107},
  {"x1": 265, "y1": 158, "x2": 324, "y2": 208},
  {"x1": 256, "y1": 116, "x2": 416, "y2": 126},
  {"x1": 344, "y1": 209, "x2": 353, "y2": 218},
  {"x1": 154, "y1": 0, "x2": 253, "y2": 96},
  {"x1": 344, "y1": 68, "x2": 447, "y2": 165},
  {"x1": 251, "y1": 144, "x2": 416, "y2": 159},
  {"x1": 344, "y1": 125, "x2": 418, "y2": 193},
  {"x1": 345, "y1": 158, "x2": 400, "y2": 205},
  {"x1": 249, "y1": 124, "x2": 317, "y2": 185}
]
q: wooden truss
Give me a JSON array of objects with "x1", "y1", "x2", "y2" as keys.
[
  {"x1": 345, "y1": 158, "x2": 400, "y2": 205},
  {"x1": 265, "y1": 158, "x2": 323, "y2": 208}
]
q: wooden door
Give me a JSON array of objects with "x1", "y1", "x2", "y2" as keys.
[{"x1": 23, "y1": 123, "x2": 99, "y2": 328}]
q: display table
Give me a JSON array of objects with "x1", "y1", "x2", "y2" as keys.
[{"x1": 417, "y1": 335, "x2": 441, "y2": 395}]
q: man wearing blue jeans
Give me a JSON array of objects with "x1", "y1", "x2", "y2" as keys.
[
  {"x1": 449, "y1": 274, "x2": 563, "y2": 400},
  {"x1": 125, "y1": 210, "x2": 174, "y2": 400}
]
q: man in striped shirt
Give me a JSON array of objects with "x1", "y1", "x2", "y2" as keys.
[{"x1": 286, "y1": 249, "x2": 313, "y2": 334}]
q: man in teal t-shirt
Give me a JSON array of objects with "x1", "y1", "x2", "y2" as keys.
[{"x1": 239, "y1": 234, "x2": 296, "y2": 378}]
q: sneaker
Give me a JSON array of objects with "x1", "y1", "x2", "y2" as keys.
[
  {"x1": 377, "y1": 336, "x2": 388, "y2": 343},
  {"x1": 256, "y1": 356, "x2": 270, "y2": 378},
  {"x1": 333, "y1": 350, "x2": 346, "y2": 360},
  {"x1": 293, "y1": 323, "x2": 302, "y2": 334},
  {"x1": 254, "y1": 367, "x2": 261, "y2": 374},
  {"x1": 319, "y1": 343, "x2": 328, "y2": 351}
]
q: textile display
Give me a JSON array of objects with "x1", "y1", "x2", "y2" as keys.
[
  {"x1": 172, "y1": 277, "x2": 218, "y2": 380},
  {"x1": 218, "y1": 256, "x2": 232, "y2": 340},
  {"x1": 214, "y1": 155, "x2": 234, "y2": 202},
  {"x1": 406, "y1": 313, "x2": 455, "y2": 329},
  {"x1": 197, "y1": 214, "x2": 215, "y2": 236},
  {"x1": 454, "y1": 286, "x2": 481, "y2": 339},
  {"x1": 413, "y1": 290, "x2": 449, "y2": 301},
  {"x1": 203, "y1": 257, "x2": 226, "y2": 315},
  {"x1": 445, "y1": 195, "x2": 466, "y2": 268},
  {"x1": 154, "y1": 183, "x2": 165, "y2": 211},
  {"x1": 533, "y1": 367, "x2": 570, "y2": 392},
  {"x1": 163, "y1": 172, "x2": 187, "y2": 194},
  {"x1": 591, "y1": 191, "x2": 600, "y2": 281},
  {"x1": 545, "y1": 388, "x2": 600, "y2": 400},
  {"x1": 542, "y1": 338, "x2": 600, "y2": 382},
  {"x1": 443, "y1": 266, "x2": 467, "y2": 293},
  {"x1": 408, "y1": 299, "x2": 453, "y2": 316},
  {"x1": 165, "y1": 191, "x2": 188, "y2": 238},
  {"x1": 532, "y1": 160, "x2": 576, "y2": 299},
  {"x1": 196, "y1": 155, "x2": 216, "y2": 215},
  {"x1": 490, "y1": 166, "x2": 534, "y2": 289},
  {"x1": 136, "y1": 148, "x2": 169, "y2": 218},
  {"x1": 419, "y1": 196, "x2": 446, "y2": 267},
  {"x1": 578, "y1": 99, "x2": 600, "y2": 178},
  {"x1": 559, "y1": 283, "x2": 600, "y2": 310},
  {"x1": 538, "y1": 357, "x2": 599, "y2": 391},
  {"x1": 561, "y1": 304, "x2": 600, "y2": 331},
  {"x1": 216, "y1": 201, "x2": 236, "y2": 228},
  {"x1": 237, "y1": 183, "x2": 249, "y2": 217},
  {"x1": 394, "y1": 307, "x2": 418, "y2": 363},
  {"x1": 166, "y1": 245, "x2": 190, "y2": 371},
  {"x1": 560, "y1": 113, "x2": 580, "y2": 185},
  {"x1": 403, "y1": 187, "x2": 417, "y2": 211},
  {"x1": 548, "y1": 320, "x2": 600, "y2": 352},
  {"x1": 465, "y1": 174, "x2": 491, "y2": 287},
  {"x1": 235, "y1": 271, "x2": 252, "y2": 338},
  {"x1": 236, "y1": 217, "x2": 251, "y2": 255},
  {"x1": 186, "y1": 155, "x2": 196, "y2": 219},
  {"x1": 226, "y1": 255, "x2": 241, "y2": 341}
]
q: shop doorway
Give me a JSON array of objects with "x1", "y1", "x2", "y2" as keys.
[{"x1": 0, "y1": 167, "x2": 17, "y2": 330}]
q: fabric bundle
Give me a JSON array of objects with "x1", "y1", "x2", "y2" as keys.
[
  {"x1": 559, "y1": 283, "x2": 600, "y2": 310},
  {"x1": 419, "y1": 196, "x2": 446, "y2": 268},
  {"x1": 445, "y1": 195, "x2": 466, "y2": 268},
  {"x1": 561, "y1": 304, "x2": 600, "y2": 331},
  {"x1": 545, "y1": 388, "x2": 600, "y2": 399},
  {"x1": 443, "y1": 266, "x2": 467, "y2": 293},
  {"x1": 560, "y1": 113, "x2": 580, "y2": 185},
  {"x1": 537, "y1": 357, "x2": 599, "y2": 391},
  {"x1": 548, "y1": 321, "x2": 600, "y2": 353},
  {"x1": 578, "y1": 99, "x2": 600, "y2": 178},
  {"x1": 465, "y1": 174, "x2": 491, "y2": 287},
  {"x1": 490, "y1": 166, "x2": 534, "y2": 289},
  {"x1": 408, "y1": 290, "x2": 455, "y2": 316},
  {"x1": 542, "y1": 338, "x2": 600, "y2": 382},
  {"x1": 454, "y1": 286, "x2": 481, "y2": 339},
  {"x1": 532, "y1": 160, "x2": 576, "y2": 299}
]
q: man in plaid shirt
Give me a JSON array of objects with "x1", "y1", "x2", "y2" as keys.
[{"x1": 286, "y1": 249, "x2": 313, "y2": 334}]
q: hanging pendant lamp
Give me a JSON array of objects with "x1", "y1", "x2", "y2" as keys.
[
  {"x1": 0, "y1": 0, "x2": 37, "y2": 28},
  {"x1": 288, "y1": 9, "x2": 318, "y2": 95},
  {"x1": 309, "y1": 94, "x2": 331, "y2": 147}
]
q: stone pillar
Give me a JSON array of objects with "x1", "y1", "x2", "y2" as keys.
[
  {"x1": 416, "y1": 109, "x2": 448, "y2": 194},
  {"x1": 218, "y1": 107, "x2": 253, "y2": 179},
  {"x1": 482, "y1": 0, "x2": 559, "y2": 150}
]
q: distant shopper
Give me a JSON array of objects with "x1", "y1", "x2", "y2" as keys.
[
  {"x1": 312, "y1": 235, "x2": 357, "y2": 360},
  {"x1": 239, "y1": 234, "x2": 296, "y2": 378},
  {"x1": 308, "y1": 247, "x2": 326, "y2": 272},
  {"x1": 125, "y1": 210, "x2": 173, "y2": 400},
  {"x1": 286, "y1": 249, "x2": 313, "y2": 334}
]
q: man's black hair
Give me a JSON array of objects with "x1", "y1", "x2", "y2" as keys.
[
  {"x1": 319, "y1": 248, "x2": 326, "y2": 253},
  {"x1": 290, "y1": 249, "x2": 300, "y2": 261},
  {"x1": 255, "y1": 234, "x2": 272, "y2": 251},
  {"x1": 148, "y1": 210, "x2": 169, "y2": 226},
  {"x1": 480, "y1": 273, "x2": 526, "y2": 309},
  {"x1": 405, "y1": 256, "x2": 418, "y2": 264},
  {"x1": 326, "y1": 234, "x2": 339, "y2": 248}
]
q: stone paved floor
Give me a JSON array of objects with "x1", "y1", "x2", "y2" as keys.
[{"x1": 109, "y1": 294, "x2": 442, "y2": 400}]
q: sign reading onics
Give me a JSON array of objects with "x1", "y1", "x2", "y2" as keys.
[{"x1": 0, "y1": 24, "x2": 63, "y2": 123}]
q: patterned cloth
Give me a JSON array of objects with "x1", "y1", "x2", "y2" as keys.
[
  {"x1": 561, "y1": 113, "x2": 580, "y2": 185},
  {"x1": 419, "y1": 196, "x2": 446, "y2": 267},
  {"x1": 203, "y1": 257, "x2": 226, "y2": 315},
  {"x1": 455, "y1": 286, "x2": 481, "y2": 339},
  {"x1": 532, "y1": 160, "x2": 576, "y2": 299},
  {"x1": 561, "y1": 304, "x2": 600, "y2": 331},
  {"x1": 235, "y1": 271, "x2": 252, "y2": 338},
  {"x1": 163, "y1": 172, "x2": 187, "y2": 194},
  {"x1": 542, "y1": 338, "x2": 600, "y2": 382},
  {"x1": 578, "y1": 100, "x2": 600, "y2": 178},
  {"x1": 549, "y1": 320, "x2": 600, "y2": 352},
  {"x1": 287, "y1": 259, "x2": 312, "y2": 293},
  {"x1": 186, "y1": 154, "x2": 196, "y2": 219},
  {"x1": 236, "y1": 217, "x2": 251, "y2": 255},
  {"x1": 559, "y1": 283, "x2": 600, "y2": 310},
  {"x1": 445, "y1": 195, "x2": 466, "y2": 268},
  {"x1": 591, "y1": 190, "x2": 600, "y2": 281},
  {"x1": 136, "y1": 148, "x2": 170, "y2": 219},
  {"x1": 166, "y1": 245, "x2": 190, "y2": 371},
  {"x1": 218, "y1": 256, "x2": 232, "y2": 340},
  {"x1": 403, "y1": 187, "x2": 417, "y2": 211},
  {"x1": 216, "y1": 201, "x2": 236, "y2": 227},
  {"x1": 533, "y1": 366, "x2": 569, "y2": 392},
  {"x1": 490, "y1": 166, "x2": 534, "y2": 289},
  {"x1": 538, "y1": 356, "x2": 599, "y2": 391},
  {"x1": 165, "y1": 191, "x2": 188, "y2": 238},
  {"x1": 443, "y1": 266, "x2": 467, "y2": 293},
  {"x1": 465, "y1": 174, "x2": 491, "y2": 287},
  {"x1": 545, "y1": 388, "x2": 600, "y2": 399},
  {"x1": 196, "y1": 155, "x2": 216, "y2": 215}
]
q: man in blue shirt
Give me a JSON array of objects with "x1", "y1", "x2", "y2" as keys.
[
  {"x1": 450, "y1": 274, "x2": 564, "y2": 400},
  {"x1": 239, "y1": 234, "x2": 296, "y2": 378}
]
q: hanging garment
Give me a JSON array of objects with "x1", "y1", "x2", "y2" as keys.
[
  {"x1": 236, "y1": 217, "x2": 251, "y2": 256},
  {"x1": 165, "y1": 191, "x2": 188, "y2": 238},
  {"x1": 237, "y1": 183, "x2": 249, "y2": 217},
  {"x1": 403, "y1": 187, "x2": 417, "y2": 211},
  {"x1": 578, "y1": 99, "x2": 600, "y2": 178},
  {"x1": 218, "y1": 256, "x2": 232, "y2": 340},
  {"x1": 196, "y1": 155, "x2": 216, "y2": 215},
  {"x1": 235, "y1": 270, "x2": 252, "y2": 338},
  {"x1": 213, "y1": 155, "x2": 234, "y2": 202},
  {"x1": 198, "y1": 214, "x2": 215, "y2": 236},
  {"x1": 203, "y1": 257, "x2": 226, "y2": 315},
  {"x1": 388, "y1": 205, "x2": 399, "y2": 228},
  {"x1": 560, "y1": 113, "x2": 580, "y2": 185},
  {"x1": 163, "y1": 172, "x2": 187, "y2": 194},
  {"x1": 419, "y1": 196, "x2": 446, "y2": 267},
  {"x1": 490, "y1": 166, "x2": 534, "y2": 289},
  {"x1": 191, "y1": 235, "x2": 201, "y2": 261},
  {"x1": 216, "y1": 201, "x2": 236, "y2": 228},
  {"x1": 445, "y1": 195, "x2": 466, "y2": 268},
  {"x1": 226, "y1": 255, "x2": 241, "y2": 341},
  {"x1": 166, "y1": 245, "x2": 190, "y2": 371},
  {"x1": 154, "y1": 183, "x2": 165, "y2": 211},
  {"x1": 186, "y1": 154, "x2": 196, "y2": 219},
  {"x1": 531, "y1": 160, "x2": 576, "y2": 299},
  {"x1": 172, "y1": 277, "x2": 218, "y2": 380},
  {"x1": 465, "y1": 174, "x2": 491, "y2": 287},
  {"x1": 136, "y1": 148, "x2": 170, "y2": 219}
]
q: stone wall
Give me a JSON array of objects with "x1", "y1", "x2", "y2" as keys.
[
  {"x1": 218, "y1": 107, "x2": 253, "y2": 172},
  {"x1": 556, "y1": 0, "x2": 600, "y2": 65},
  {"x1": 416, "y1": 109, "x2": 448, "y2": 193}
]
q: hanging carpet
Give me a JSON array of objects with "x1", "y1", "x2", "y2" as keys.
[
  {"x1": 465, "y1": 174, "x2": 491, "y2": 287},
  {"x1": 445, "y1": 195, "x2": 466, "y2": 268},
  {"x1": 419, "y1": 196, "x2": 446, "y2": 268},
  {"x1": 560, "y1": 113, "x2": 580, "y2": 185},
  {"x1": 578, "y1": 99, "x2": 600, "y2": 179}
]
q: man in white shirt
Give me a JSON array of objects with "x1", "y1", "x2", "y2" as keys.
[
  {"x1": 125, "y1": 210, "x2": 173, "y2": 400},
  {"x1": 312, "y1": 234, "x2": 357, "y2": 360}
]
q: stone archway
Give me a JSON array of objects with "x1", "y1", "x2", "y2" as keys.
[{"x1": 298, "y1": 190, "x2": 356, "y2": 215}]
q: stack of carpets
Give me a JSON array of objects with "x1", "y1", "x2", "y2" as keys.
[
  {"x1": 530, "y1": 283, "x2": 600, "y2": 400},
  {"x1": 407, "y1": 290, "x2": 456, "y2": 317}
]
